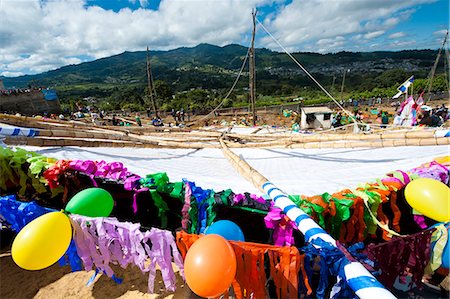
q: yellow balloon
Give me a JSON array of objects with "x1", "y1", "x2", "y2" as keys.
[
  {"x1": 433, "y1": 156, "x2": 450, "y2": 166},
  {"x1": 405, "y1": 178, "x2": 450, "y2": 222},
  {"x1": 12, "y1": 211, "x2": 72, "y2": 270}
]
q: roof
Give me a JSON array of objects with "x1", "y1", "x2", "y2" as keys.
[{"x1": 301, "y1": 106, "x2": 333, "y2": 114}]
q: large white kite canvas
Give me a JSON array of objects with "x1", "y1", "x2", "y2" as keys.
[{"x1": 20, "y1": 145, "x2": 448, "y2": 196}]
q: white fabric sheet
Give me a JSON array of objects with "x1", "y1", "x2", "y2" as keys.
[{"x1": 19, "y1": 145, "x2": 448, "y2": 196}]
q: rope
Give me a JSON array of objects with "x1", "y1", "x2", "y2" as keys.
[
  {"x1": 255, "y1": 18, "x2": 366, "y2": 127},
  {"x1": 187, "y1": 45, "x2": 251, "y2": 127}
]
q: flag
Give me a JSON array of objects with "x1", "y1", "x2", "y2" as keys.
[{"x1": 392, "y1": 75, "x2": 414, "y2": 99}]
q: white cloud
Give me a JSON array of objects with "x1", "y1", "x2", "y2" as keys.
[
  {"x1": 0, "y1": 71, "x2": 24, "y2": 77},
  {"x1": 316, "y1": 36, "x2": 346, "y2": 53},
  {"x1": 129, "y1": 0, "x2": 150, "y2": 8},
  {"x1": 0, "y1": 0, "x2": 269, "y2": 76},
  {"x1": 0, "y1": 0, "x2": 443, "y2": 76},
  {"x1": 260, "y1": 0, "x2": 435, "y2": 52},
  {"x1": 434, "y1": 29, "x2": 448, "y2": 36},
  {"x1": 389, "y1": 40, "x2": 417, "y2": 48},
  {"x1": 389, "y1": 32, "x2": 406, "y2": 39},
  {"x1": 364, "y1": 30, "x2": 385, "y2": 39}
]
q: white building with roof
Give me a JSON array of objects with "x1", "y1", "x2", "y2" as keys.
[{"x1": 300, "y1": 106, "x2": 333, "y2": 129}]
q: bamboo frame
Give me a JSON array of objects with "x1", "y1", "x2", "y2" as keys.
[{"x1": 2, "y1": 113, "x2": 448, "y2": 149}]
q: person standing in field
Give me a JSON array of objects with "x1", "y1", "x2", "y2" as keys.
[{"x1": 135, "y1": 113, "x2": 142, "y2": 126}]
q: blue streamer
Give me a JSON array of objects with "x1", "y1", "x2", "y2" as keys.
[
  {"x1": 88, "y1": 268, "x2": 123, "y2": 286},
  {"x1": 0, "y1": 196, "x2": 54, "y2": 231},
  {"x1": 58, "y1": 240, "x2": 83, "y2": 271},
  {"x1": 0, "y1": 196, "x2": 82, "y2": 272},
  {"x1": 186, "y1": 181, "x2": 212, "y2": 234},
  {"x1": 300, "y1": 238, "x2": 375, "y2": 298}
]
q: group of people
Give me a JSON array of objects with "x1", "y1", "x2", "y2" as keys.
[
  {"x1": 331, "y1": 101, "x2": 447, "y2": 130},
  {"x1": 0, "y1": 87, "x2": 43, "y2": 96},
  {"x1": 171, "y1": 109, "x2": 188, "y2": 125},
  {"x1": 417, "y1": 104, "x2": 447, "y2": 127}
]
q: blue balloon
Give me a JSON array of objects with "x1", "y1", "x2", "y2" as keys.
[{"x1": 205, "y1": 220, "x2": 245, "y2": 242}]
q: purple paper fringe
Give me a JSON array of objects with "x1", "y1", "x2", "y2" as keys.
[{"x1": 70, "y1": 215, "x2": 184, "y2": 293}]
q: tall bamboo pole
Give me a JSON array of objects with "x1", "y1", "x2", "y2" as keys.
[
  {"x1": 426, "y1": 31, "x2": 448, "y2": 103},
  {"x1": 249, "y1": 9, "x2": 257, "y2": 126},
  {"x1": 147, "y1": 46, "x2": 158, "y2": 114}
]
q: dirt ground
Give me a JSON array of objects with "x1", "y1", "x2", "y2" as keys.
[
  {"x1": 0, "y1": 251, "x2": 189, "y2": 299},
  {"x1": 154, "y1": 99, "x2": 450, "y2": 129}
]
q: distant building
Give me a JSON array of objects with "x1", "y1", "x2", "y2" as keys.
[
  {"x1": 0, "y1": 83, "x2": 61, "y2": 115},
  {"x1": 300, "y1": 106, "x2": 333, "y2": 130}
]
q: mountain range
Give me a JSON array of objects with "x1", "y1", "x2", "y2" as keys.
[{"x1": 1, "y1": 44, "x2": 442, "y2": 100}]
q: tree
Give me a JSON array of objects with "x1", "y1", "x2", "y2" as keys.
[
  {"x1": 374, "y1": 69, "x2": 408, "y2": 88},
  {"x1": 154, "y1": 80, "x2": 173, "y2": 106}
]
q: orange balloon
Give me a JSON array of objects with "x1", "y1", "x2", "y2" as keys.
[{"x1": 184, "y1": 234, "x2": 236, "y2": 298}]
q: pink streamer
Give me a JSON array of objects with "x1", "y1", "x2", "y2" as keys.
[
  {"x1": 181, "y1": 183, "x2": 191, "y2": 230},
  {"x1": 410, "y1": 161, "x2": 449, "y2": 184},
  {"x1": 69, "y1": 160, "x2": 140, "y2": 184},
  {"x1": 413, "y1": 215, "x2": 428, "y2": 229},
  {"x1": 250, "y1": 193, "x2": 266, "y2": 204},
  {"x1": 264, "y1": 206, "x2": 296, "y2": 246},
  {"x1": 233, "y1": 193, "x2": 266, "y2": 205},
  {"x1": 70, "y1": 215, "x2": 184, "y2": 293}
]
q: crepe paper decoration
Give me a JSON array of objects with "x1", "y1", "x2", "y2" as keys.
[
  {"x1": 183, "y1": 181, "x2": 212, "y2": 234},
  {"x1": 86, "y1": 268, "x2": 123, "y2": 286},
  {"x1": 413, "y1": 215, "x2": 428, "y2": 229},
  {"x1": 0, "y1": 196, "x2": 82, "y2": 271},
  {"x1": 410, "y1": 161, "x2": 449, "y2": 184},
  {"x1": 149, "y1": 190, "x2": 169, "y2": 227},
  {"x1": 325, "y1": 191, "x2": 365, "y2": 244},
  {"x1": 264, "y1": 206, "x2": 296, "y2": 246},
  {"x1": 262, "y1": 182, "x2": 396, "y2": 299},
  {"x1": 0, "y1": 147, "x2": 17, "y2": 191},
  {"x1": 176, "y1": 231, "x2": 306, "y2": 299},
  {"x1": 45, "y1": 159, "x2": 140, "y2": 189},
  {"x1": 427, "y1": 224, "x2": 449, "y2": 272},
  {"x1": 27, "y1": 155, "x2": 57, "y2": 178},
  {"x1": 6, "y1": 147, "x2": 446, "y2": 246},
  {"x1": 69, "y1": 160, "x2": 139, "y2": 186},
  {"x1": 0, "y1": 147, "x2": 51, "y2": 195},
  {"x1": 140, "y1": 172, "x2": 169, "y2": 189},
  {"x1": 367, "y1": 228, "x2": 434, "y2": 290},
  {"x1": 233, "y1": 192, "x2": 271, "y2": 211},
  {"x1": 0, "y1": 196, "x2": 53, "y2": 232},
  {"x1": 181, "y1": 181, "x2": 192, "y2": 230},
  {"x1": 70, "y1": 215, "x2": 184, "y2": 293},
  {"x1": 44, "y1": 160, "x2": 72, "y2": 189},
  {"x1": 58, "y1": 239, "x2": 83, "y2": 271},
  {"x1": 301, "y1": 239, "x2": 373, "y2": 299}
]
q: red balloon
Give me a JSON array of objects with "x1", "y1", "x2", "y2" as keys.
[{"x1": 184, "y1": 234, "x2": 236, "y2": 298}]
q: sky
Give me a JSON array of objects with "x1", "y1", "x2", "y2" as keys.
[{"x1": 0, "y1": 0, "x2": 448, "y2": 77}]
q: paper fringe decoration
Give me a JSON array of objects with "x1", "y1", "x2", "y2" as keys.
[
  {"x1": 176, "y1": 230, "x2": 308, "y2": 299},
  {"x1": 70, "y1": 215, "x2": 184, "y2": 293}
]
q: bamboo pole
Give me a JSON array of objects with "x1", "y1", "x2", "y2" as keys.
[
  {"x1": 4, "y1": 136, "x2": 161, "y2": 148},
  {"x1": 4, "y1": 132, "x2": 448, "y2": 149}
]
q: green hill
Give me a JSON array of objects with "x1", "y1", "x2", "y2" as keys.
[{"x1": 1, "y1": 44, "x2": 445, "y2": 111}]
